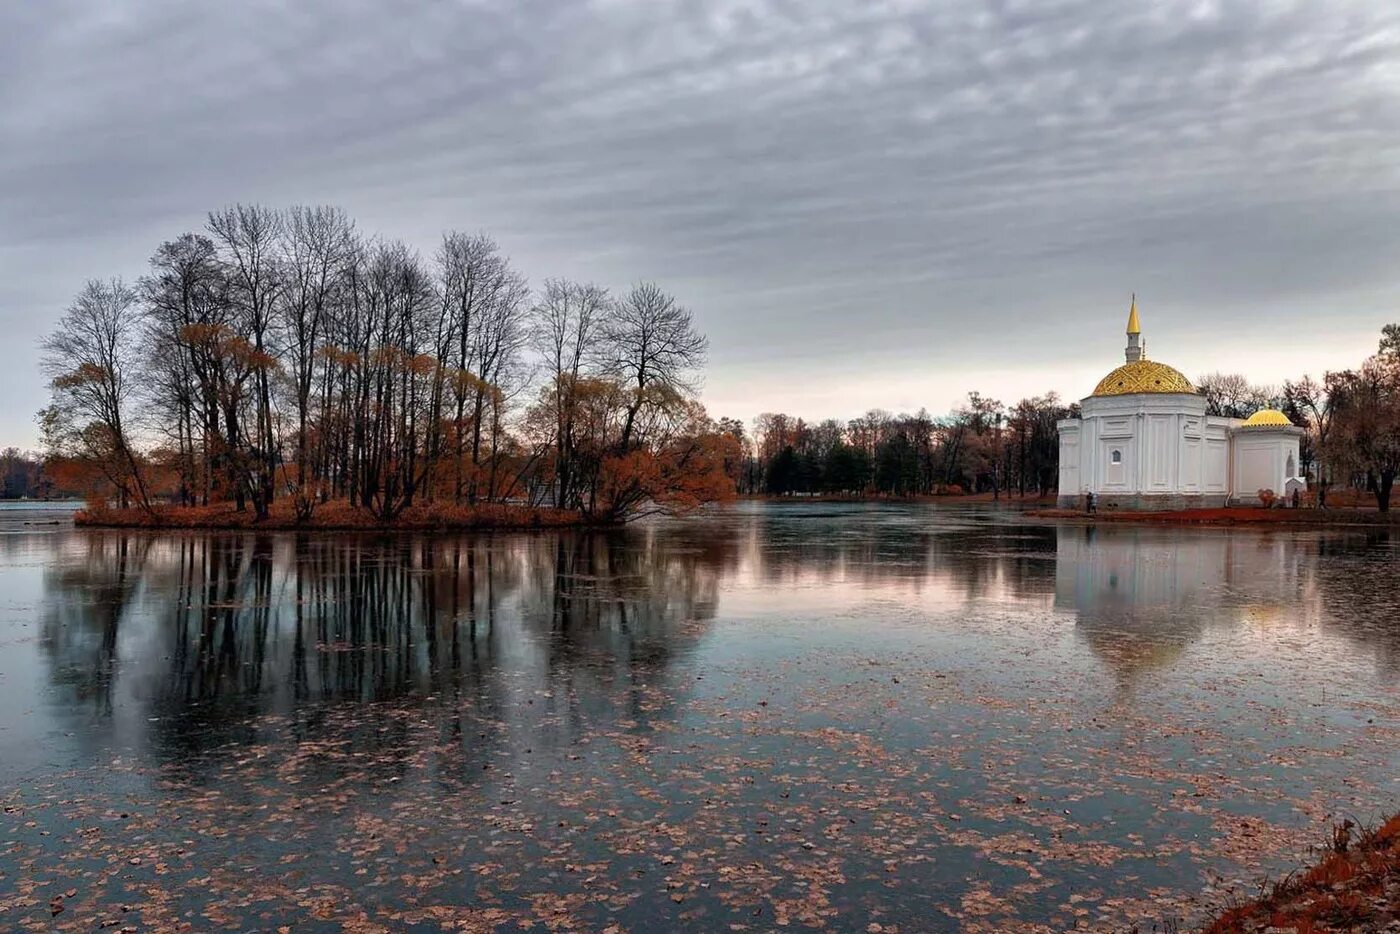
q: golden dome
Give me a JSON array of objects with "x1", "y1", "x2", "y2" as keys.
[
  {"x1": 1092, "y1": 360, "x2": 1197, "y2": 397},
  {"x1": 1240, "y1": 409, "x2": 1293, "y2": 428}
]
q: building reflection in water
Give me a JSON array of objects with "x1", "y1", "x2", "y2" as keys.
[
  {"x1": 1054, "y1": 523, "x2": 1400, "y2": 691},
  {"x1": 34, "y1": 512, "x2": 1400, "y2": 769}
]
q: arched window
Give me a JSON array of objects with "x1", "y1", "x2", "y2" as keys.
[{"x1": 1110, "y1": 449, "x2": 1122, "y2": 465}]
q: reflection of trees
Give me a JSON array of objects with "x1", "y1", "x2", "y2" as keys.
[
  {"x1": 1312, "y1": 530, "x2": 1400, "y2": 675},
  {"x1": 509, "y1": 530, "x2": 726, "y2": 736},
  {"x1": 39, "y1": 527, "x2": 731, "y2": 769},
  {"x1": 712, "y1": 505, "x2": 1061, "y2": 602},
  {"x1": 38, "y1": 514, "x2": 1400, "y2": 772},
  {"x1": 42, "y1": 533, "x2": 152, "y2": 714}
]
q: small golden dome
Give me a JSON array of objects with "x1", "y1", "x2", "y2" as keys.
[
  {"x1": 1240, "y1": 409, "x2": 1293, "y2": 428},
  {"x1": 1092, "y1": 360, "x2": 1197, "y2": 397}
]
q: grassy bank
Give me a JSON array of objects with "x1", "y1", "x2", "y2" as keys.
[
  {"x1": 75, "y1": 499, "x2": 590, "y2": 532},
  {"x1": 1206, "y1": 816, "x2": 1400, "y2": 932}
]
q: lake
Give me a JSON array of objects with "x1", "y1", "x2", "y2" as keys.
[{"x1": 1, "y1": 501, "x2": 1397, "y2": 932}]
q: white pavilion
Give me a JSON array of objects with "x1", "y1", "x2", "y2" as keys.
[{"x1": 1057, "y1": 299, "x2": 1303, "y2": 510}]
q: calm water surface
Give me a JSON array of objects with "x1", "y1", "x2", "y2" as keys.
[{"x1": 1, "y1": 502, "x2": 1398, "y2": 932}]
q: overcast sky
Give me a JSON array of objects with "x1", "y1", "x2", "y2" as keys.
[{"x1": 3, "y1": 0, "x2": 1399, "y2": 448}]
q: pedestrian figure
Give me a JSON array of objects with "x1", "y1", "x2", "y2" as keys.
[{"x1": 1085, "y1": 491, "x2": 1096, "y2": 514}]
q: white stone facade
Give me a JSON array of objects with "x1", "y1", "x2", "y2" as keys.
[{"x1": 1056, "y1": 309, "x2": 1303, "y2": 510}]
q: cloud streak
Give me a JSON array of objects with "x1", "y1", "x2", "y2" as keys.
[{"x1": 3, "y1": 0, "x2": 1399, "y2": 444}]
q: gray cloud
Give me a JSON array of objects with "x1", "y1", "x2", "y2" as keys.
[{"x1": 3, "y1": 0, "x2": 1399, "y2": 444}]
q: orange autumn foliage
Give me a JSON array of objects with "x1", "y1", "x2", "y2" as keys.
[
  {"x1": 1205, "y1": 816, "x2": 1400, "y2": 933},
  {"x1": 588, "y1": 426, "x2": 739, "y2": 521},
  {"x1": 42, "y1": 455, "x2": 112, "y2": 502}
]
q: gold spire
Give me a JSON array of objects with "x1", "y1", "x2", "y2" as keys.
[{"x1": 1126, "y1": 293, "x2": 1141, "y2": 335}]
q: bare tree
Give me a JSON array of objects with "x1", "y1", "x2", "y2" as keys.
[
  {"x1": 1197, "y1": 371, "x2": 1275, "y2": 419},
  {"x1": 208, "y1": 204, "x2": 284, "y2": 518},
  {"x1": 142, "y1": 234, "x2": 232, "y2": 505},
  {"x1": 279, "y1": 205, "x2": 357, "y2": 513},
  {"x1": 531, "y1": 279, "x2": 609, "y2": 508},
  {"x1": 39, "y1": 204, "x2": 731, "y2": 525},
  {"x1": 467, "y1": 265, "x2": 529, "y2": 501},
  {"x1": 1331, "y1": 356, "x2": 1400, "y2": 511},
  {"x1": 605, "y1": 282, "x2": 708, "y2": 451},
  {"x1": 355, "y1": 241, "x2": 438, "y2": 519},
  {"x1": 1380, "y1": 323, "x2": 1400, "y2": 358},
  {"x1": 436, "y1": 233, "x2": 528, "y2": 501},
  {"x1": 40, "y1": 279, "x2": 152, "y2": 510},
  {"x1": 1284, "y1": 375, "x2": 1338, "y2": 506}
]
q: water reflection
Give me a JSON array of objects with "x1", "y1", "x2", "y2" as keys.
[
  {"x1": 1057, "y1": 526, "x2": 1303, "y2": 692},
  {"x1": 35, "y1": 514, "x2": 1400, "y2": 740},
  {"x1": 1053, "y1": 523, "x2": 1400, "y2": 689},
  {"x1": 7, "y1": 506, "x2": 1400, "y2": 931},
  {"x1": 39, "y1": 529, "x2": 734, "y2": 755}
]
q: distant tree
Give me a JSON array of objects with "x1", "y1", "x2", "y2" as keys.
[
  {"x1": 1197, "y1": 372, "x2": 1275, "y2": 419},
  {"x1": 1010, "y1": 392, "x2": 1072, "y2": 496},
  {"x1": 874, "y1": 431, "x2": 919, "y2": 496},
  {"x1": 766, "y1": 446, "x2": 799, "y2": 496},
  {"x1": 530, "y1": 279, "x2": 610, "y2": 509},
  {"x1": 1379, "y1": 323, "x2": 1400, "y2": 358},
  {"x1": 279, "y1": 205, "x2": 357, "y2": 513},
  {"x1": 207, "y1": 204, "x2": 285, "y2": 518},
  {"x1": 605, "y1": 282, "x2": 708, "y2": 452},
  {"x1": 39, "y1": 279, "x2": 152, "y2": 510},
  {"x1": 1280, "y1": 378, "x2": 1321, "y2": 482},
  {"x1": 1330, "y1": 354, "x2": 1400, "y2": 511},
  {"x1": 0, "y1": 449, "x2": 44, "y2": 499},
  {"x1": 714, "y1": 417, "x2": 748, "y2": 492},
  {"x1": 961, "y1": 392, "x2": 1005, "y2": 496},
  {"x1": 823, "y1": 443, "x2": 870, "y2": 494}
]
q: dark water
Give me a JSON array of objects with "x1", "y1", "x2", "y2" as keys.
[{"x1": 1, "y1": 502, "x2": 1398, "y2": 932}]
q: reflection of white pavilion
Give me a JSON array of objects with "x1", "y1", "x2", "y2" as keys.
[
  {"x1": 1057, "y1": 299, "x2": 1304, "y2": 510},
  {"x1": 1054, "y1": 525, "x2": 1305, "y2": 688}
]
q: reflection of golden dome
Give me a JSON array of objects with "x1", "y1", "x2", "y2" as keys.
[
  {"x1": 1093, "y1": 360, "x2": 1197, "y2": 397},
  {"x1": 1241, "y1": 409, "x2": 1292, "y2": 428}
]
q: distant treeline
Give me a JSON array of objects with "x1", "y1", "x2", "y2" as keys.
[
  {"x1": 0, "y1": 449, "x2": 55, "y2": 499},
  {"x1": 736, "y1": 393, "x2": 1072, "y2": 498}
]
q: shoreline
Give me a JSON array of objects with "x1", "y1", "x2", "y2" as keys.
[
  {"x1": 740, "y1": 492, "x2": 1058, "y2": 505},
  {"x1": 1026, "y1": 506, "x2": 1400, "y2": 528},
  {"x1": 73, "y1": 501, "x2": 607, "y2": 533},
  {"x1": 67, "y1": 500, "x2": 1400, "y2": 532},
  {"x1": 741, "y1": 494, "x2": 1400, "y2": 528},
  {"x1": 1205, "y1": 815, "x2": 1400, "y2": 932}
]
